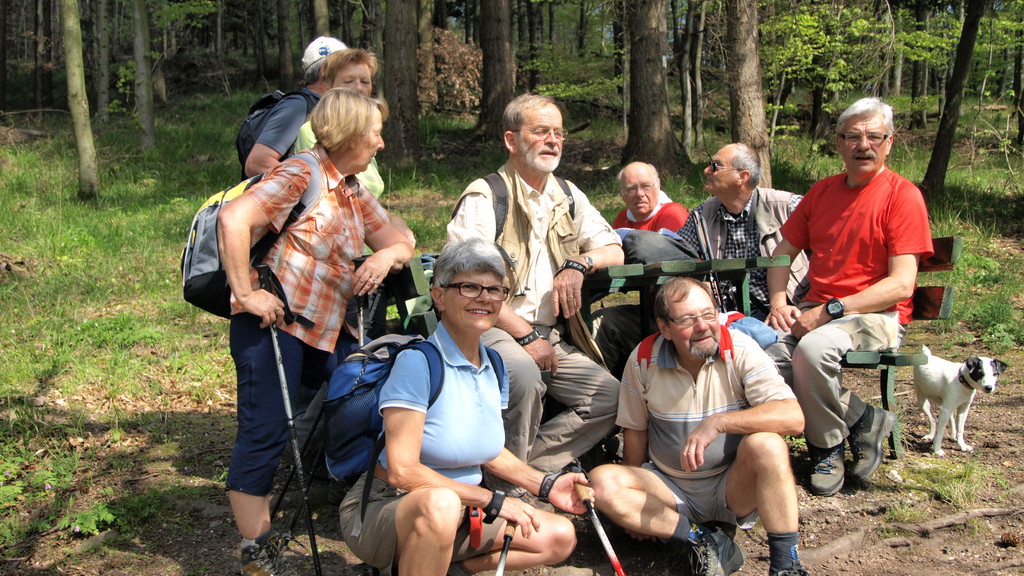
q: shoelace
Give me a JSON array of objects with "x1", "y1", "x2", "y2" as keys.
[{"x1": 813, "y1": 450, "x2": 840, "y2": 474}]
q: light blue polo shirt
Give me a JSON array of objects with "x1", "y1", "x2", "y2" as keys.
[{"x1": 377, "y1": 323, "x2": 509, "y2": 485}]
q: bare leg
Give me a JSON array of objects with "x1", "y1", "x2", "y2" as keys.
[
  {"x1": 461, "y1": 512, "x2": 576, "y2": 573},
  {"x1": 228, "y1": 490, "x2": 272, "y2": 540},
  {"x1": 589, "y1": 464, "x2": 681, "y2": 539},
  {"x1": 725, "y1": 433, "x2": 798, "y2": 533}
]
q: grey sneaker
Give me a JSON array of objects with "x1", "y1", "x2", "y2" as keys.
[
  {"x1": 807, "y1": 443, "x2": 845, "y2": 497},
  {"x1": 772, "y1": 560, "x2": 811, "y2": 576},
  {"x1": 508, "y1": 487, "x2": 554, "y2": 512},
  {"x1": 240, "y1": 531, "x2": 298, "y2": 576},
  {"x1": 685, "y1": 523, "x2": 745, "y2": 576},
  {"x1": 848, "y1": 406, "x2": 895, "y2": 482}
]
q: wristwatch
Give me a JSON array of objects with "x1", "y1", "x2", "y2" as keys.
[
  {"x1": 582, "y1": 255, "x2": 595, "y2": 273},
  {"x1": 825, "y1": 297, "x2": 845, "y2": 319}
]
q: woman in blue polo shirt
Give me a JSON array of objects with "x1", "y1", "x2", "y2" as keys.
[{"x1": 339, "y1": 238, "x2": 590, "y2": 576}]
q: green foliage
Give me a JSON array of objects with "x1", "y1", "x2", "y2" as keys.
[
  {"x1": 152, "y1": 0, "x2": 217, "y2": 30},
  {"x1": 900, "y1": 459, "x2": 995, "y2": 508},
  {"x1": 57, "y1": 501, "x2": 117, "y2": 537}
]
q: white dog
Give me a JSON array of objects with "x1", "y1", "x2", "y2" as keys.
[{"x1": 912, "y1": 345, "x2": 1007, "y2": 456}]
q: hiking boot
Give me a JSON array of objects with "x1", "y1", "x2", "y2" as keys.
[
  {"x1": 685, "y1": 523, "x2": 745, "y2": 576},
  {"x1": 807, "y1": 443, "x2": 845, "y2": 497},
  {"x1": 508, "y1": 487, "x2": 554, "y2": 512},
  {"x1": 771, "y1": 560, "x2": 812, "y2": 576},
  {"x1": 848, "y1": 406, "x2": 895, "y2": 482},
  {"x1": 240, "y1": 531, "x2": 297, "y2": 576}
]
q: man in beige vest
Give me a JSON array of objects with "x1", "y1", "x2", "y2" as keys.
[{"x1": 448, "y1": 94, "x2": 623, "y2": 506}]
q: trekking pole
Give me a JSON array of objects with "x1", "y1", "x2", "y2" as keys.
[
  {"x1": 259, "y1": 268, "x2": 324, "y2": 576},
  {"x1": 694, "y1": 211, "x2": 727, "y2": 313},
  {"x1": 573, "y1": 483, "x2": 627, "y2": 576},
  {"x1": 494, "y1": 521, "x2": 516, "y2": 576}
]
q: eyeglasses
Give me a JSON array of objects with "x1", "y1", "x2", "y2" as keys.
[
  {"x1": 708, "y1": 160, "x2": 738, "y2": 174},
  {"x1": 664, "y1": 309, "x2": 719, "y2": 329},
  {"x1": 837, "y1": 132, "x2": 889, "y2": 146},
  {"x1": 441, "y1": 281, "x2": 511, "y2": 301},
  {"x1": 622, "y1": 183, "x2": 657, "y2": 196},
  {"x1": 514, "y1": 126, "x2": 567, "y2": 141}
]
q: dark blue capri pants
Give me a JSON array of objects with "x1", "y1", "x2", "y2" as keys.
[{"x1": 225, "y1": 313, "x2": 356, "y2": 495}]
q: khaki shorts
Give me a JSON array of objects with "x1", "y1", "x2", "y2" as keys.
[
  {"x1": 644, "y1": 463, "x2": 758, "y2": 530},
  {"x1": 338, "y1": 473, "x2": 507, "y2": 573}
]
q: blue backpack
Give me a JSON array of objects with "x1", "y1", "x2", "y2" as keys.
[{"x1": 322, "y1": 334, "x2": 504, "y2": 483}]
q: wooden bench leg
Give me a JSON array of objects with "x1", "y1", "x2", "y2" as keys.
[{"x1": 879, "y1": 366, "x2": 903, "y2": 458}]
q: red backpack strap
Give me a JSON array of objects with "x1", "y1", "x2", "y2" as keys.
[
  {"x1": 718, "y1": 324, "x2": 735, "y2": 361},
  {"x1": 637, "y1": 333, "x2": 659, "y2": 368},
  {"x1": 723, "y1": 311, "x2": 744, "y2": 327}
]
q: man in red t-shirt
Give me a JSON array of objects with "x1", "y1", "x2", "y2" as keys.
[
  {"x1": 612, "y1": 162, "x2": 688, "y2": 232},
  {"x1": 766, "y1": 97, "x2": 933, "y2": 497}
]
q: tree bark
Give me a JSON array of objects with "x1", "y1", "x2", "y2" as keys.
[
  {"x1": 276, "y1": 0, "x2": 295, "y2": 88},
  {"x1": 417, "y1": 0, "x2": 437, "y2": 110},
  {"x1": 622, "y1": 0, "x2": 679, "y2": 173},
  {"x1": 725, "y1": 0, "x2": 770, "y2": 186},
  {"x1": 1, "y1": 0, "x2": 7, "y2": 110},
  {"x1": 60, "y1": 0, "x2": 101, "y2": 200},
  {"x1": 922, "y1": 0, "x2": 989, "y2": 195},
  {"x1": 691, "y1": 1, "x2": 705, "y2": 152},
  {"x1": 95, "y1": 0, "x2": 109, "y2": 122},
  {"x1": 313, "y1": 0, "x2": 329, "y2": 37},
  {"x1": 910, "y1": 1, "x2": 930, "y2": 129},
  {"x1": 478, "y1": 0, "x2": 514, "y2": 140},
  {"x1": 1014, "y1": 32, "x2": 1023, "y2": 145},
  {"x1": 381, "y1": 0, "x2": 420, "y2": 165},
  {"x1": 131, "y1": 0, "x2": 155, "y2": 147}
]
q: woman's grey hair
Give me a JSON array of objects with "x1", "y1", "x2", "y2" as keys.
[
  {"x1": 432, "y1": 238, "x2": 507, "y2": 286},
  {"x1": 502, "y1": 93, "x2": 560, "y2": 133},
  {"x1": 836, "y1": 97, "x2": 895, "y2": 135},
  {"x1": 729, "y1": 144, "x2": 761, "y2": 188}
]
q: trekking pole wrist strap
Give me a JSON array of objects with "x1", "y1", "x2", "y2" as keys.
[
  {"x1": 555, "y1": 258, "x2": 588, "y2": 277},
  {"x1": 483, "y1": 491, "x2": 505, "y2": 524},
  {"x1": 538, "y1": 471, "x2": 564, "y2": 502}
]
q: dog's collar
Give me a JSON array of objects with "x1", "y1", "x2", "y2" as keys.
[{"x1": 958, "y1": 367, "x2": 977, "y2": 390}]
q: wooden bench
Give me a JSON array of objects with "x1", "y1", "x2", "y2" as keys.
[{"x1": 841, "y1": 236, "x2": 963, "y2": 458}]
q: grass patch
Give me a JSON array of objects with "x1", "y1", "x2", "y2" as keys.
[{"x1": 898, "y1": 458, "x2": 1000, "y2": 508}]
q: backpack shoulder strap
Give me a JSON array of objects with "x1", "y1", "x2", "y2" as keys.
[
  {"x1": 637, "y1": 333, "x2": 658, "y2": 369},
  {"x1": 360, "y1": 340, "x2": 445, "y2": 523},
  {"x1": 483, "y1": 172, "x2": 508, "y2": 242},
  {"x1": 554, "y1": 176, "x2": 575, "y2": 219},
  {"x1": 485, "y1": 346, "x2": 505, "y2": 392}
]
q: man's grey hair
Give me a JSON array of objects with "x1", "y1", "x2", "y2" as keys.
[
  {"x1": 432, "y1": 238, "x2": 507, "y2": 287},
  {"x1": 304, "y1": 59, "x2": 325, "y2": 86},
  {"x1": 729, "y1": 144, "x2": 761, "y2": 188},
  {"x1": 836, "y1": 97, "x2": 895, "y2": 135},
  {"x1": 616, "y1": 162, "x2": 659, "y2": 189},
  {"x1": 502, "y1": 93, "x2": 560, "y2": 133}
]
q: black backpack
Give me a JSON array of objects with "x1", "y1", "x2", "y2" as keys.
[{"x1": 235, "y1": 90, "x2": 316, "y2": 177}]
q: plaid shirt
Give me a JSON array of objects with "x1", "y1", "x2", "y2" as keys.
[
  {"x1": 245, "y1": 146, "x2": 390, "y2": 351},
  {"x1": 677, "y1": 190, "x2": 799, "y2": 318}
]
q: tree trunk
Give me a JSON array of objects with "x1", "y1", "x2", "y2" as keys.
[
  {"x1": 691, "y1": 1, "x2": 705, "y2": 152},
  {"x1": 341, "y1": 0, "x2": 355, "y2": 46},
  {"x1": 527, "y1": 0, "x2": 540, "y2": 90},
  {"x1": 725, "y1": 0, "x2": 770, "y2": 186},
  {"x1": 417, "y1": 0, "x2": 437, "y2": 110},
  {"x1": 577, "y1": 0, "x2": 587, "y2": 54},
  {"x1": 131, "y1": 0, "x2": 155, "y2": 147},
  {"x1": 434, "y1": 0, "x2": 447, "y2": 29},
  {"x1": 922, "y1": 0, "x2": 988, "y2": 195},
  {"x1": 312, "y1": 0, "x2": 329, "y2": 37},
  {"x1": 612, "y1": 0, "x2": 625, "y2": 107},
  {"x1": 673, "y1": 0, "x2": 693, "y2": 162},
  {"x1": 910, "y1": 2, "x2": 930, "y2": 129},
  {"x1": 60, "y1": 0, "x2": 100, "y2": 200},
  {"x1": 622, "y1": 0, "x2": 679, "y2": 173},
  {"x1": 1015, "y1": 35, "x2": 1023, "y2": 146},
  {"x1": 478, "y1": 0, "x2": 514, "y2": 140},
  {"x1": 381, "y1": 0, "x2": 420, "y2": 165},
  {"x1": 1, "y1": 0, "x2": 8, "y2": 110},
  {"x1": 276, "y1": 0, "x2": 295, "y2": 88}
]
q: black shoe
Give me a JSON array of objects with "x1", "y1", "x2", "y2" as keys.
[
  {"x1": 240, "y1": 531, "x2": 298, "y2": 576},
  {"x1": 771, "y1": 560, "x2": 812, "y2": 576},
  {"x1": 807, "y1": 443, "x2": 845, "y2": 497},
  {"x1": 848, "y1": 406, "x2": 895, "y2": 482},
  {"x1": 685, "y1": 523, "x2": 745, "y2": 576}
]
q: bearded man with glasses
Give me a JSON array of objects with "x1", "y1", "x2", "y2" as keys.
[
  {"x1": 766, "y1": 97, "x2": 933, "y2": 497},
  {"x1": 587, "y1": 277, "x2": 811, "y2": 576},
  {"x1": 447, "y1": 93, "x2": 624, "y2": 510}
]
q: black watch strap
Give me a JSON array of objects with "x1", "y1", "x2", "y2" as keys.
[
  {"x1": 538, "y1": 472, "x2": 564, "y2": 502},
  {"x1": 515, "y1": 328, "x2": 542, "y2": 347},
  {"x1": 483, "y1": 491, "x2": 505, "y2": 524},
  {"x1": 557, "y1": 259, "x2": 588, "y2": 276}
]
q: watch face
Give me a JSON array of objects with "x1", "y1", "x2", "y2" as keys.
[{"x1": 827, "y1": 300, "x2": 843, "y2": 317}]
